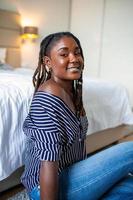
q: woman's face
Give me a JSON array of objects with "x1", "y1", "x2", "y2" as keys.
[{"x1": 45, "y1": 36, "x2": 84, "y2": 82}]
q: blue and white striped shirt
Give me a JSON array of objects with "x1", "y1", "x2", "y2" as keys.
[{"x1": 21, "y1": 92, "x2": 88, "y2": 192}]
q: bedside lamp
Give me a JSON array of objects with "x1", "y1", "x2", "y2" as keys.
[{"x1": 21, "y1": 26, "x2": 39, "y2": 40}]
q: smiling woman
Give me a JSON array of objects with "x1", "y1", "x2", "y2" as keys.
[
  {"x1": 38, "y1": 35, "x2": 84, "y2": 116},
  {"x1": 20, "y1": 31, "x2": 133, "y2": 200}
]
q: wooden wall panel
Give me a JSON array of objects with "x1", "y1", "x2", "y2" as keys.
[
  {"x1": 0, "y1": 28, "x2": 20, "y2": 48},
  {"x1": 0, "y1": 9, "x2": 20, "y2": 30},
  {"x1": 0, "y1": 9, "x2": 21, "y2": 67},
  {"x1": 6, "y1": 48, "x2": 21, "y2": 68}
]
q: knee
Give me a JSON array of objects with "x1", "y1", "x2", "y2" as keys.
[
  {"x1": 115, "y1": 141, "x2": 133, "y2": 155},
  {"x1": 118, "y1": 141, "x2": 133, "y2": 148}
]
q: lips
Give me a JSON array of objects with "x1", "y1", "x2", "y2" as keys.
[
  {"x1": 67, "y1": 66, "x2": 81, "y2": 70},
  {"x1": 67, "y1": 66, "x2": 82, "y2": 73}
]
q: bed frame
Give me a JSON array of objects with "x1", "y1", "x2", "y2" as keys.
[{"x1": 86, "y1": 124, "x2": 133, "y2": 154}]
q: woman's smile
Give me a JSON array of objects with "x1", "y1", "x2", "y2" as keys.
[{"x1": 66, "y1": 66, "x2": 81, "y2": 73}]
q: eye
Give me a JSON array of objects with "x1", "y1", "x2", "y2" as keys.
[{"x1": 60, "y1": 53, "x2": 68, "y2": 57}]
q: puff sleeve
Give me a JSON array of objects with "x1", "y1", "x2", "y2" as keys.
[{"x1": 23, "y1": 95, "x2": 63, "y2": 162}]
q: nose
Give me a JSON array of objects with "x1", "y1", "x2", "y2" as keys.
[{"x1": 69, "y1": 53, "x2": 78, "y2": 63}]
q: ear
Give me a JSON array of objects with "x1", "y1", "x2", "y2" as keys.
[{"x1": 43, "y1": 56, "x2": 51, "y2": 68}]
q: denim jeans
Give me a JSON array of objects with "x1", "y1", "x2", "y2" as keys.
[{"x1": 28, "y1": 141, "x2": 133, "y2": 200}]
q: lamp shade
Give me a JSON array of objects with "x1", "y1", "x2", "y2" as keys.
[{"x1": 21, "y1": 26, "x2": 39, "y2": 39}]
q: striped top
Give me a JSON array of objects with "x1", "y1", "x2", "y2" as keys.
[{"x1": 21, "y1": 91, "x2": 88, "y2": 192}]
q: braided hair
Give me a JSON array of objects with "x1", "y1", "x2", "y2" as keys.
[{"x1": 33, "y1": 31, "x2": 85, "y2": 118}]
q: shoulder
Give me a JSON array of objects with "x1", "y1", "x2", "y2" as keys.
[{"x1": 37, "y1": 79, "x2": 65, "y2": 100}]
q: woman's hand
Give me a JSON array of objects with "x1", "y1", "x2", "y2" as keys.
[{"x1": 40, "y1": 161, "x2": 59, "y2": 200}]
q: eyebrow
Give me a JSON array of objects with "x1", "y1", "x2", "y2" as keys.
[
  {"x1": 57, "y1": 47, "x2": 68, "y2": 51},
  {"x1": 57, "y1": 46, "x2": 80, "y2": 52}
]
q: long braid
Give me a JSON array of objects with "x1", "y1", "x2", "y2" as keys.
[
  {"x1": 33, "y1": 34, "x2": 54, "y2": 92},
  {"x1": 71, "y1": 36, "x2": 85, "y2": 118},
  {"x1": 73, "y1": 74, "x2": 85, "y2": 118},
  {"x1": 33, "y1": 32, "x2": 85, "y2": 117}
]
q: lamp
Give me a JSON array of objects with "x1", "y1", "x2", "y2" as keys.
[{"x1": 21, "y1": 26, "x2": 39, "y2": 40}]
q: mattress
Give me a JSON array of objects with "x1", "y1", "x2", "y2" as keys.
[{"x1": 0, "y1": 68, "x2": 133, "y2": 181}]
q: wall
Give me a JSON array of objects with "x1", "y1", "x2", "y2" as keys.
[
  {"x1": 70, "y1": 0, "x2": 133, "y2": 106},
  {"x1": 70, "y1": 0, "x2": 104, "y2": 77},
  {"x1": 100, "y1": 0, "x2": 133, "y2": 106},
  {"x1": 0, "y1": 0, "x2": 71, "y2": 68}
]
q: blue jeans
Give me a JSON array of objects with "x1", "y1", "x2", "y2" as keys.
[{"x1": 28, "y1": 142, "x2": 133, "y2": 200}]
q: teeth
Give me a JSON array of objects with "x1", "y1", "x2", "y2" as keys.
[{"x1": 68, "y1": 67, "x2": 80, "y2": 72}]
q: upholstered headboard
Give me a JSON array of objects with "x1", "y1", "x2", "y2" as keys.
[{"x1": 0, "y1": 9, "x2": 21, "y2": 68}]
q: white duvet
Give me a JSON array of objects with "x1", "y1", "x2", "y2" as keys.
[
  {"x1": 0, "y1": 69, "x2": 133, "y2": 180},
  {"x1": 83, "y1": 77, "x2": 133, "y2": 135},
  {"x1": 0, "y1": 69, "x2": 34, "y2": 180}
]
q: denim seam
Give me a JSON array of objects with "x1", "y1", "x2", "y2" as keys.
[
  {"x1": 67, "y1": 159, "x2": 133, "y2": 196},
  {"x1": 69, "y1": 149, "x2": 133, "y2": 180}
]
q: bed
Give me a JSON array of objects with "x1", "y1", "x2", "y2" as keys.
[{"x1": 0, "y1": 9, "x2": 133, "y2": 193}]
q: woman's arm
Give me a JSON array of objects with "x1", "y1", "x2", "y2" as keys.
[{"x1": 40, "y1": 161, "x2": 59, "y2": 200}]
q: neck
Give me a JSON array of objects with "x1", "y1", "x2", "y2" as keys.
[{"x1": 51, "y1": 77, "x2": 73, "y2": 96}]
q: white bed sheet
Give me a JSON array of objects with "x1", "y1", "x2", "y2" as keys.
[
  {"x1": 0, "y1": 69, "x2": 34, "y2": 181},
  {"x1": 0, "y1": 70, "x2": 133, "y2": 181},
  {"x1": 83, "y1": 77, "x2": 133, "y2": 135}
]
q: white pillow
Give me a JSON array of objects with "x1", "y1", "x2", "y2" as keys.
[{"x1": 0, "y1": 48, "x2": 6, "y2": 64}]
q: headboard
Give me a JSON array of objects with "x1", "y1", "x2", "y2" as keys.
[{"x1": 0, "y1": 9, "x2": 21, "y2": 68}]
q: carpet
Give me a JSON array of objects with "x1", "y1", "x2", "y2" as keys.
[{"x1": 8, "y1": 189, "x2": 29, "y2": 200}]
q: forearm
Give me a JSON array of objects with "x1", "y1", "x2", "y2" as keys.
[{"x1": 40, "y1": 161, "x2": 59, "y2": 200}]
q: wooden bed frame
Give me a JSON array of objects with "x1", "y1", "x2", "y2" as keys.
[
  {"x1": 86, "y1": 124, "x2": 133, "y2": 155},
  {"x1": 0, "y1": 8, "x2": 133, "y2": 193}
]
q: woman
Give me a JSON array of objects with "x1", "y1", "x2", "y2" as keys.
[{"x1": 21, "y1": 32, "x2": 133, "y2": 200}]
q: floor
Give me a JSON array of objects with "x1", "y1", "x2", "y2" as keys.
[{"x1": 0, "y1": 184, "x2": 24, "y2": 200}]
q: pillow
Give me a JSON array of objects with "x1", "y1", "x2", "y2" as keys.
[
  {"x1": 0, "y1": 63, "x2": 13, "y2": 70},
  {"x1": 0, "y1": 48, "x2": 6, "y2": 64},
  {"x1": 0, "y1": 48, "x2": 13, "y2": 70}
]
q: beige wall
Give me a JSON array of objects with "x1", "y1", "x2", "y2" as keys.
[
  {"x1": 0, "y1": 0, "x2": 71, "y2": 68},
  {"x1": 70, "y1": 0, "x2": 104, "y2": 78},
  {"x1": 70, "y1": 0, "x2": 133, "y2": 106},
  {"x1": 99, "y1": 0, "x2": 133, "y2": 106}
]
